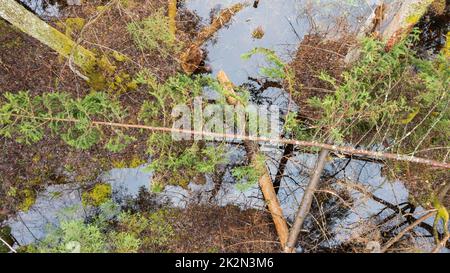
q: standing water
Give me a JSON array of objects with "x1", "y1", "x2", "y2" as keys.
[{"x1": 2, "y1": 0, "x2": 447, "y2": 253}]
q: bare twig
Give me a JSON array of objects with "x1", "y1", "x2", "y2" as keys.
[
  {"x1": 0, "y1": 236, "x2": 16, "y2": 253},
  {"x1": 380, "y1": 210, "x2": 436, "y2": 253}
]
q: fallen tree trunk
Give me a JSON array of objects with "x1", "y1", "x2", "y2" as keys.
[
  {"x1": 273, "y1": 144, "x2": 295, "y2": 194},
  {"x1": 346, "y1": 0, "x2": 434, "y2": 63},
  {"x1": 217, "y1": 70, "x2": 290, "y2": 249},
  {"x1": 0, "y1": 0, "x2": 97, "y2": 72},
  {"x1": 382, "y1": 0, "x2": 434, "y2": 50}
]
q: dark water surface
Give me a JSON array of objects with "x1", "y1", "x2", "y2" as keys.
[{"x1": 1, "y1": 0, "x2": 448, "y2": 253}]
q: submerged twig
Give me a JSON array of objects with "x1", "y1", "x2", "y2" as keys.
[
  {"x1": 380, "y1": 210, "x2": 436, "y2": 253},
  {"x1": 180, "y1": 3, "x2": 247, "y2": 74}
]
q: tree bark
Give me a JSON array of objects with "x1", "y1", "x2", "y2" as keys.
[
  {"x1": 0, "y1": 0, "x2": 97, "y2": 72},
  {"x1": 273, "y1": 144, "x2": 294, "y2": 194},
  {"x1": 382, "y1": 0, "x2": 434, "y2": 50},
  {"x1": 284, "y1": 148, "x2": 329, "y2": 252},
  {"x1": 346, "y1": 0, "x2": 434, "y2": 63},
  {"x1": 217, "y1": 70, "x2": 290, "y2": 249}
]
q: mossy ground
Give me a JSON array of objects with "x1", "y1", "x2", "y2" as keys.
[{"x1": 0, "y1": 0, "x2": 192, "y2": 216}]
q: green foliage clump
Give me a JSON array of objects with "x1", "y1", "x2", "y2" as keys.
[
  {"x1": 0, "y1": 91, "x2": 133, "y2": 151},
  {"x1": 29, "y1": 202, "x2": 175, "y2": 253},
  {"x1": 232, "y1": 153, "x2": 266, "y2": 191},
  {"x1": 290, "y1": 31, "x2": 448, "y2": 157},
  {"x1": 137, "y1": 72, "x2": 228, "y2": 189},
  {"x1": 127, "y1": 9, "x2": 181, "y2": 56}
]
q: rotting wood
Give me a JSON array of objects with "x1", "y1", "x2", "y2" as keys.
[
  {"x1": 346, "y1": 0, "x2": 434, "y2": 63},
  {"x1": 180, "y1": 3, "x2": 247, "y2": 74},
  {"x1": 0, "y1": 0, "x2": 97, "y2": 73},
  {"x1": 168, "y1": 0, "x2": 177, "y2": 36},
  {"x1": 217, "y1": 70, "x2": 290, "y2": 249},
  {"x1": 382, "y1": 0, "x2": 434, "y2": 51}
]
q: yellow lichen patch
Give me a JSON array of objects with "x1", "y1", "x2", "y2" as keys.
[
  {"x1": 406, "y1": 14, "x2": 421, "y2": 25},
  {"x1": 65, "y1": 17, "x2": 85, "y2": 38},
  {"x1": 112, "y1": 155, "x2": 146, "y2": 169},
  {"x1": 97, "y1": 55, "x2": 117, "y2": 75},
  {"x1": 19, "y1": 189, "x2": 37, "y2": 212},
  {"x1": 112, "y1": 51, "x2": 127, "y2": 62},
  {"x1": 82, "y1": 183, "x2": 112, "y2": 207},
  {"x1": 31, "y1": 154, "x2": 41, "y2": 163},
  {"x1": 129, "y1": 155, "x2": 146, "y2": 168},
  {"x1": 112, "y1": 159, "x2": 127, "y2": 169},
  {"x1": 96, "y1": 5, "x2": 109, "y2": 12},
  {"x1": 444, "y1": 31, "x2": 450, "y2": 59}
]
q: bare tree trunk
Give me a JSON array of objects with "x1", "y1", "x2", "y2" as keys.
[
  {"x1": 217, "y1": 70, "x2": 290, "y2": 249},
  {"x1": 346, "y1": 0, "x2": 434, "y2": 63},
  {"x1": 382, "y1": 0, "x2": 434, "y2": 50},
  {"x1": 284, "y1": 148, "x2": 329, "y2": 252},
  {"x1": 0, "y1": 0, "x2": 97, "y2": 72}
]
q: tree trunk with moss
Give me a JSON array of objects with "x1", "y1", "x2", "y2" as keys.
[
  {"x1": 346, "y1": 0, "x2": 434, "y2": 63},
  {"x1": 0, "y1": 0, "x2": 97, "y2": 72},
  {"x1": 382, "y1": 0, "x2": 434, "y2": 50}
]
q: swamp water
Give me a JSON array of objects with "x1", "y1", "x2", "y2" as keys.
[{"x1": 2, "y1": 0, "x2": 447, "y2": 252}]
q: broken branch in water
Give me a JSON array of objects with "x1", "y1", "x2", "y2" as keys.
[
  {"x1": 217, "y1": 70, "x2": 290, "y2": 249},
  {"x1": 380, "y1": 210, "x2": 437, "y2": 253},
  {"x1": 180, "y1": 3, "x2": 247, "y2": 74},
  {"x1": 0, "y1": 0, "x2": 97, "y2": 74},
  {"x1": 284, "y1": 147, "x2": 330, "y2": 253}
]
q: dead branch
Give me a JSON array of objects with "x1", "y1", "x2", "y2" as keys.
[
  {"x1": 217, "y1": 70, "x2": 290, "y2": 249},
  {"x1": 285, "y1": 148, "x2": 330, "y2": 253},
  {"x1": 380, "y1": 210, "x2": 436, "y2": 253},
  {"x1": 180, "y1": 3, "x2": 247, "y2": 74}
]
